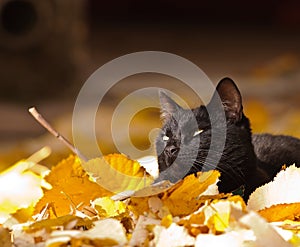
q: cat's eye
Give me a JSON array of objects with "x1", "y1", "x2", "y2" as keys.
[
  {"x1": 162, "y1": 135, "x2": 169, "y2": 141},
  {"x1": 193, "y1": 129, "x2": 204, "y2": 137}
]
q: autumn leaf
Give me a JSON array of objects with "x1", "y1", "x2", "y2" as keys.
[
  {"x1": 128, "y1": 170, "x2": 220, "y2": 217},
  {"x1": 34, "y1": 155, "x2": 113, "y2": 218},
  {"x1": 161, "y1": 170, "x2": 220, "y2": 216},
  {"x1": 152, "y1": 223, "x2": 195, "y2": 247},
  {"x1": 11, "y1": 206, "x2": 35, "y2": 224},
  {"x1": 248, "y1": 165, "x2": 300, "y2": 223},
  {"x1": 204, "y1": 196, "x2": 246, "y2": 233},
  {"x1": 26, "y1": 215, "x2": 94, "y2": 232},
  {"x1": 239, "y1": 211, "x2": 291, "y2": 247},
  {"x1": 133, "y1": 180, "x2": 173, "y2": 197},
  {"x1": 258, "y1": 203, "x2": 300, "y2": 222},
  {"x1": 178, "y1": 211, "x2": 209, "y2": 237},
  {"x1": 92, "y1": 197, "x2": 126, "y2": 218},
  {"x1": 129, "y1": 215, "x2": 160, "y2": 246},
  {"x1": 0, "y1": 226, "x2": 11, "y2": 247},
  {"x1": 161, "y1": 214, "x2": 173, "y2": 228},
  {"x1": 248, "y1": 165, "x2": 300, "y2": 212},
  {"x1": 177, "y1": 195, "x2": 245, "y2": 236},
  {"x1": 4, "y1": 152, "x2": 299, "y2": 246},
  {"x1": 47, "y1": 219, "x2": 128, "y2": 246},
  {"x1": 82, "y1": 153, "x2": 153, "y2": 193},
  {"x1": 128, "y1": 196, "x2": 152, "y2": 217}
]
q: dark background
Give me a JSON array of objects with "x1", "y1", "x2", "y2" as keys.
[
  {"x1": 89, "y1": 1, "x2": 300, "y2": 27},
  {"x1": 0, "y1": 0, "x2": 300, "y2": 165},
  {"x1": 1, "y1": 0, "x2": 299, "y2": 101}
]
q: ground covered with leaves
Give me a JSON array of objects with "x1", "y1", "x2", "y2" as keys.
[{"x1": 1, "y1": 150, "x2": 300, "y2": 247}]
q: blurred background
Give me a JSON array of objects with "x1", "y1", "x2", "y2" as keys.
[{"x1": 0, "y1": 0, "x2": 300, "y2": 168}]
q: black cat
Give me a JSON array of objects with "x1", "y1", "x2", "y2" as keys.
[{"x1": 156, "y1": 77, "x2": 300, "y2": 200}]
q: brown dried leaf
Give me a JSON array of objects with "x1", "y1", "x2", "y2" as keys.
[{"x1": 0, "y1": 226, "x2": 11, "y2": 247}]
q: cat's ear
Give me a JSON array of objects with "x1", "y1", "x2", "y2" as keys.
[
  {"x1": 209, "y1": 77, "x2": 243, "y2": 122},
  {"x1": 159, "y1": 90, "x2": 181, "y2": 122}
]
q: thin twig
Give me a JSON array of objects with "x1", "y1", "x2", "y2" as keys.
[{"x1": 28, "y1": 107, "x2": 88, "y2": 161}]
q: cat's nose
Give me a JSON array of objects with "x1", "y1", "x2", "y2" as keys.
[{"x1": 165, "y1": 145, "x2": 179, "y2": 157}]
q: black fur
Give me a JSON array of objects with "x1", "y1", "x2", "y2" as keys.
[{"x1": 156, "y1": 78, "x2": 300, "y2": 200}]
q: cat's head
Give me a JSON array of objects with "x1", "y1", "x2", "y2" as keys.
[{"x1": 156, "y1": 78, "x2": 256, "y2": 192}]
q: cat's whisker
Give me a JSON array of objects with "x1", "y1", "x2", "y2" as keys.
[
  {"x1": 197, "y1": 148, "x2": 231, "y2": 160},
  {"x1": 177, "y1": 149, "x2": 246, "y2": 184},
  {"x1": 192, "y1": 158, "x2": 246, "y2": 185},
  {"x1": 196, "y1": 148, "x2": 248, "y2": 181}
]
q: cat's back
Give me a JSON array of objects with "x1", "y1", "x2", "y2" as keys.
[{"x1": 252, "y1": 133, "x2": 300, "y2": 177}]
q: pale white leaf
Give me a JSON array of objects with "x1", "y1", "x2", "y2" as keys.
[
  {"x1": 130, "y1": 216, "x2": 160, "y2": 246},
  {"x1": 248, "y1": 165, "x2": 300, "y2": 211},
  {"x1": 151, "y1": 223, "x2": 195, "y2": 247},
  {"x1": 240, "y1": 211, "x2": 292, "y2": 247}
]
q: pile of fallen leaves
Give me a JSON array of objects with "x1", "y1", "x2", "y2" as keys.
[{"x1": 1, "y1": 149, "x2": 300, "y2": 247}]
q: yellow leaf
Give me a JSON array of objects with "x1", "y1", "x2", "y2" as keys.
[
  {"x1": 290, "y1": 234, "x2": 300, "y2": 247},
  {"x1": 34, "y1": 155, "x2": 112, "y2": 218},
  {"x1": 82, "y1": 153, "x2": 153, "y2": 194},
  {"x1": 128, "y1": 171, "x2": 220, "y2": 217},
  {"x1": 162, "y1": 171, "x2": 220, "y2": 216},
  {"x1": 161, "y1": 214, "x2": 173, "y2": 228},
  {"x1": 228, "y1": 195, "x2": 247, "y2": 211},
  {"x1": 177, "y1": 195, "x2": 245, "y2": 236},
  {"x1": 206, "y1": 203, "x2": 230, "y2": 233},
  {"x1": 258, "y1": 203, "x2": 300, "y2": 222},
  {"x1": 178, "y1": 211, "x2": 208, "y2": 237},
  {"x1": 205, "y1": 196, "x2": 246, "y2": 233},
  {"x1": 128, "y1": 197, "x2": 150, "y2": 217},
  {"x1": 26, "y1": 215, "x2": 93, "y2": 232},
  {"x1": 11, "y1": 206, "x2": 35, "y2": 223},
  {"x1": 178, "y1": 211, "x2": 205, "y2": 227},
  {"x1": 92, "y1": 197, "x2": 126, "y2": 218}
]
